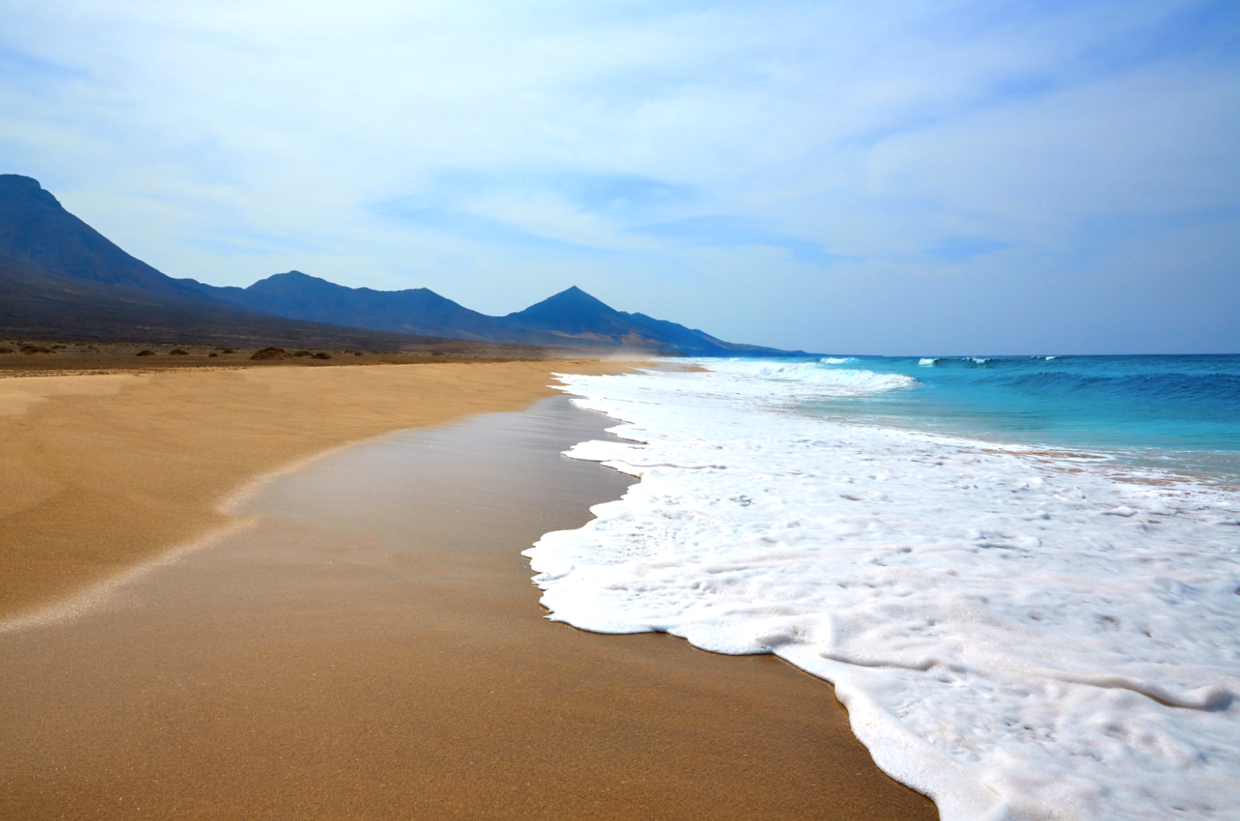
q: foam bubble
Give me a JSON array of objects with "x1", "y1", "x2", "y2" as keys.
[
  {"x1": 531, "y1": 364, "x2": 1240, "y2": 821},
  {"x1": 694, "y1": 358, "x2": 918, "y2": 397}
]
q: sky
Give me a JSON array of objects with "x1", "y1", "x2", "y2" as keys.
[{"x1": 1, "y1": 0, "x2": 1237, "y2": 354}]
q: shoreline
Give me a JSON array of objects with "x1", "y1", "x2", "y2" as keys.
[
  {"x1": 539, "y1": 360, "x2": 1240, "y2": 820},
  {"x1": 0, "y1": 394, "x2": 937, "y2": 819},
  {"x1": 0, "y1": 359, "x2": 635, "y2": 622}
]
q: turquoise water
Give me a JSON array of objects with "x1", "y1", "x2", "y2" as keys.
[{"x1": 801, "y1": 354, "x2": 1240, "y2": 482}]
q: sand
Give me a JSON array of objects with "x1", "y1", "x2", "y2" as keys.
[
  {"x1": 0, "y1": 364, "x2": 938, "y2": 819},
  {"x1": 0, "y1": 360, "x2": 624, "y2": 621}
]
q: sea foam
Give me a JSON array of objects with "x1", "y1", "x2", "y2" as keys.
[{"x1": 528, "y1": 360, "x2": 1240, "y2": 821}]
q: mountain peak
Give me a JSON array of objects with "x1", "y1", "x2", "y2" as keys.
[
  {"x1": 504, "y1": 285, "x2": 617, "y2": 330},
  {"x1": 0, "y1": 172, "x2": 182, "y2": 292},
  {"x1": 0, "y1": 174, "x2": 62, "y2": 208},
  {"x1": 246, "y1": 270, "x2": 343, "y2": 295},
  {"x1": 530, "y1": 285, "x2": 612, "y2": 310},
  {"x1": 268, "y1": 270, "x2": 320, "y2": 283},
  {"x1": 0, "y1": 174, "x2": 46, "y2": 191}
]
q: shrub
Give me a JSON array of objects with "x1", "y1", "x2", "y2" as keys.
[{"x1": 251, "y1": 347, "x2": 293, "y2": 360}]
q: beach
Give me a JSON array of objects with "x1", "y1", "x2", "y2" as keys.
[
  {"x1": 0, "y1": 359, "x2": 622, "y2": 621},
  {"x1": 539, "y1": 357, "x2": 1240, "y2": 820},
  {"x1": 0, "y1": 362, "x2": 935, "y2": 819}
]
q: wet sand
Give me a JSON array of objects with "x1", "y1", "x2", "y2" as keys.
[
  {"x1": 0, "y1": 360, "x2": 624, "y2": 621},
  {"x1": 0, "y1": 396, "x2": 937, "y2": 820}
]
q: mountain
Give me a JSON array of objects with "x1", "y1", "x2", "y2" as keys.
[
  {"x1": 0, "y1": 175, "x2": 459, "y2": 348},
  {"x1": 0, "y1": 252, "x2": 449, "y2": 348},
  {"x1": 498, "y1": 286, "x2": 789, "y2": 355},
  {"x1": 503, "y1": 286, "x2": 633, "y2": 339},
  {"x1": 180, "y1": 271, "x2": 557, "y2": 345},
  {"x1": 0, "y1": 174, "x2": 800, "y2": 355},
  {"x1": 189, "y1": 277, "x2": 796, "y2": 355},
  {"x1": 0, "y1": 174, "x2": 204, "y2": 300}
]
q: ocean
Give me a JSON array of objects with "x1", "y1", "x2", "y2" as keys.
[{"x1": 528, "y1": 355, "x2": 1240, "y2": 821}]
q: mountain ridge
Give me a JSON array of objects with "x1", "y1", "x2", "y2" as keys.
[
  {"x1": 188, "y1": 272, "x2": 798, "y2": 355},
  {"x1": 0, "y1": 174, "x2": 803, "y2": 356},
  {"x1": 0, "y1": 175, "x2": 207, "y2": 301},
  {"x1": 0, "y1": 174, "x2": 471, "y2": 348}
]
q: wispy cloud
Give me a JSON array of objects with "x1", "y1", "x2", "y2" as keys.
[
  {"x1": 927, "y1": 237, "x2": 1014, "y2": 262},
  {"x1": 373, "y1": 200, "x2": 617, "y2": 257},
  {"x1": 634, "y1": 215, "x2": 837, "y2": 266},
  {"x1": 0, "y1": 0, "x2": 1236, "y2": 352}
]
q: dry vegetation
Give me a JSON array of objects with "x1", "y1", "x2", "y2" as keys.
[{"x1": 0, "y1": 337, "x2": 576, "y2": 375}]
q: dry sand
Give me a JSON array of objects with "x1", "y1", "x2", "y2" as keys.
[{"x1": 0, "y1": 364, "x2": 938, "y2": 819}]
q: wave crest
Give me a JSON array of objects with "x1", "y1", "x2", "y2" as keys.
[{"x1": 702, "y1": 359, "x2": 919, "y2": 396}]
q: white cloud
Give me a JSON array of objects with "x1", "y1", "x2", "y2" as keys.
[{"x1": 0, "y1": 0, "x2": 1236, "y2": 351}]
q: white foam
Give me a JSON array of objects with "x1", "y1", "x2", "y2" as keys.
[
  {"x1": 821, "y1": 356, "x2": 856, "y2": 364},
  {"x1": 529, "y1": 363, "x2": 1240, "y2": 821},
  {"x1": 919, "y1": 357, "x2": 939, "y2": 366},
  {"x1": 685, "y1": 358, "x2": 918, "y2": 397}
]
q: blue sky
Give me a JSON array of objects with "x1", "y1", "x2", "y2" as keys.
[{"x1": 1, "y1": 0, "x2": 1237, "y2": 353}]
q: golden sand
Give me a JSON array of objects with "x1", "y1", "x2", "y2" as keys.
[
  {"x1": 0, "y1": 360, "x2": 624, "y2": 620},
  {"x1": 0, "y1": 364, "x2": 937, "y2": 819}
]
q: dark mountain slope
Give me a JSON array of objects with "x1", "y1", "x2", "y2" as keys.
[
  {"x1": 0, "y1": 177, "x2": 463, "y2": 347},
  {"x1": 498, "y1": 286, "x2": 793, "y2": 355},
  {"x1": 0, "y1": 251, "x2": 457, "y2": 348},
  {"x1": 192, "y1": 277, "x2": 798, "y2": 355},
  {"x1": 0, "y1": 175, "x2": 206, "y2": 300},
  {"x1": 500, "y1": 286, "x2": 617, "y2": 336},
  {"x1": 0, "y1": 174, "x2": 800, "y2": 355},
  {"x1": 183, "y1": 271, "x2": 562, "y2": 344}
]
